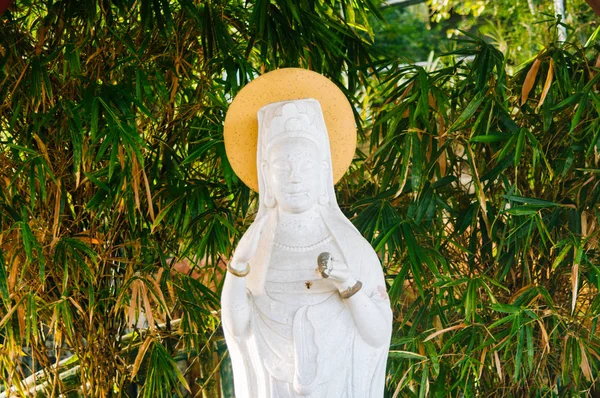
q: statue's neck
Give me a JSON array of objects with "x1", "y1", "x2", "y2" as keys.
[{"x1": 274, "y1": 207, "x2": 330, "y2": 247}]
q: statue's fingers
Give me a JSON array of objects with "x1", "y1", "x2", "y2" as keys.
[
  {"x1": 327, "y1": 269, "x2": 347, "y2": 283},
  {"x1": 331, "y1": 260, "x2": 350, "y2": 273}
]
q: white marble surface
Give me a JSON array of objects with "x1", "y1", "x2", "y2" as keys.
[{"x1": 221, "y1": 99, "x2": 392, "y2": 397}]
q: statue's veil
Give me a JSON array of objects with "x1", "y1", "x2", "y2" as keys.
[{"x1": 241, "y1": 98, "x2": 364, "y2": 292}]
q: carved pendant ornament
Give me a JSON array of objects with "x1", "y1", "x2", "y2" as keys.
[{"x1": 221, "y1": 69, "x2": 392, "y2": 398}]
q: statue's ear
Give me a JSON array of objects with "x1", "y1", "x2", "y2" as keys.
[
  {"x1": 261, "y1": 161, "x2": 271, "y2": 181},
  {"x1": 318, "y1": 161, "x2": 330, "y2": 206},
  {"x1": 261, "y1": 161, "x2": 277, "y2": 207}
]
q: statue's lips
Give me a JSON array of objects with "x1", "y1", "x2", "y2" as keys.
[{"x1": 285, "y1": 191, "x2": 308, "y2": 196}]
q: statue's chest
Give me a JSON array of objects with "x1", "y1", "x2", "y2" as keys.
[{"x1": 262, "y1": 241, "x2": 340, "y2": 307}]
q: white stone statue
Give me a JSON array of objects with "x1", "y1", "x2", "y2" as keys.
[{"x1": 221, "y1": 98, "x2": 392, "y2": 397}]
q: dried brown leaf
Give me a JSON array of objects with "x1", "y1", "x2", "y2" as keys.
[
  {"x1": 141, "y1": 284, "x2": 155, "y2": 329},
  {"x1": 536, "y1": 319, "x2": 550, "y2": 354},
  {"x1": 521, "y1": 58, "x2": 541, "y2": 106},
  {"x1": 478, "y1": 347, "x2": 487, "y2": 379},
  {"x1": 7, "y1": 248, "x2": 17, "y2": 292},
  {"x1": 73, "y1": 235, "x2": 103, "y2": 245},
  {"x1": 392, "y1": 368, "x2": 411, "y2": 398},
  {"x1": 424, "y1": 323, "x2": 467, "y2": 342},
  {"x1": 0, "y1": 295, "x2": 26, "y2": 329},
  {"x1": 51, "y1": 180, "x2": 62, "y2": 248},
  {"x1": 132, "y1": 156, "x2": 141, "y2": 213},
  {"x1": 16, "y1": 304, "x2": 25, "y2": 337},
  {"x1": 537, "y1": 58, "x2": 554, "y2": 109},
  {"x1": 147, "y1": 272, "x2": 170, "y2": 319},
  {"x1": 131, "y1": 336, "x2": 153, "y2": 379},
  {"x1": 438, "y1": 137, "x2": 447, "y2": 177},
  {"x1": 572, "y1": 262, "x2": 579, "y2": 314},
  {"x1": 127, "y1": 281, "x2": 140, "y2": 328},
  {"x1": 579, "y1": 340, "x2": 592, "y2": 381},
  {"x1": 494, "y1": 350, "x2": 503, "y2": 380},
  {"x1": 509, "y1": 284, "x2": 535, "y2": 304},
  {"x1": 142, "y1": 168, "x2": 155, "y2": 221},
  {"x1": 118, "y1": 144, "x2": 125, "y2": 170}
]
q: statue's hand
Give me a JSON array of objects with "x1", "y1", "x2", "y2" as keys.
[
  {"x1": 230, "y1": 216, "x2": 269, "y2": 271},
  {"x1": 316, "y1": 252, "x2": 357, "y2": 291}
]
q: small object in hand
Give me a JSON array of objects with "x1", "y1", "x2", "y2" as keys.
[
  {"x1": 316, "y1": 252, "x2": 333, "y2": 278},
  {"x1": 340, "y1": 280, "x2": 362, "y2": 299},
  {"x1": 227, "y1": 262, "x2": 250, "y2": 277}
]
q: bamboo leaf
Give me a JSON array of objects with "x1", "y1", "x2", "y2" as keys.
[
  {"x1": 537, "y1": 58, "x2": 554, "y2": 109},
  {"x1": 514, "y1": 128, "x2": 525, "y2": 167},
  {"x1": 551, "y1": 243, "x2": 572, "y2": 270},
  {"x1": 494, "y1": 350, "x2": 503, "y2": 380},
  {"x1": 579, "y1": 340, "x2": 593, "y2": 381},
  {"x1": 389, "y1": 350, "x2": 427, "y2": 360},
  {"x1": 0, "y1": 251, "x2": 9, "y2": 305},
  {"x1": 423, "y1": 323, "x2": 467, "y2": 342},
  {"x1": 521, "y1": 58, "x2": 541, "y2": 105},
  {"x1": 447, "y1": 91, "x2": 486, "y2": 133},
  {"x1": 572, "y1": 246, "x2": 582, "y2": 314},
  {"x1": 132, "y1": 336, "x2": 154, "y2": 379}
]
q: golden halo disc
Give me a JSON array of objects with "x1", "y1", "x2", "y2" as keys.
[{"x1": 223, "y1": 68, "x2": 357, "y2": 192}]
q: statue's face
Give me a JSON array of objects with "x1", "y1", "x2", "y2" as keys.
[{"x1": 266, "y1": 138, "x2": 322, "y2": 214}]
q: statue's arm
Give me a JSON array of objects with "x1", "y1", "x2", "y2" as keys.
[
  {"x1": 337, "y1": 245, "x2": 392, "y2": 348},
  {"x1": 221, "y1": 217, "x2": 268, "y2": 339},
  {"x1": 221, "y1": 272, "x2": 251, "y2": 338}
]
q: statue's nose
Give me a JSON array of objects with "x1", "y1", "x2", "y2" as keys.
[{"x1": 289, "y1": 168, "x2": 301, "y2": 183}]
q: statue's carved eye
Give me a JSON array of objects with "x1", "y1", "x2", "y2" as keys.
[
  {"x1": 272, "y1": 160, "x2": 290, "y2": 171},
  {"x1": 300, "y1": 161, "x2": 314, "y2": 171}
]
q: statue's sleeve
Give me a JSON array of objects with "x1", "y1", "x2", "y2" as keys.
[
  {"x1": 352, "y1": 239, "x2": 393, "y2": 397},
  {"x1": 359, "y1": 240, "x2": 392, "y2": 307}
]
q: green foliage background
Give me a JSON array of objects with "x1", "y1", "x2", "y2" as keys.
[{"x1": 1, "y1": 0, "x2": 600, "y2": 397}]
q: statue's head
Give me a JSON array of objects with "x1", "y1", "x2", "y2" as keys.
[{"x1": 257, "y1": 100, "x2": 331, "y2": 214}]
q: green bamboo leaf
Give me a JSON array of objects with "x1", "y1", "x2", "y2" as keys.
[
  {"x1": 469, "y1": 133, "x2": 510, "y2": 143},
  {"x1": 90, "y1": 97, "x2": 99, "y2": 140},
  {"x1": 20, "y1": 221, "x2": 33, "y2": 260},
  {"x1": 505, "y1": 206, "x2": 539, "y2": 216},
  {"x1": 447, "y1": 91, "x2": 486, "y2": 133},
  {"x1": 388, "y1": 350, "x2": 427, "y2": 360},
  {"x1": 513, "y1": 325, "x2": 524, "y2": 380},
  {"x1": 526, "y1": 324, "x2": 534, "y2": 371},
  {"x1": 550, "y1": 93, "x2": 582, "y2": 111},
  {"x1": 151, "y1": 199, "x2": 179, "y2": 232},
  {"x1": 552, "y1": 243, "x2": 572, "y2": 270},
  {"x1": 569, "y1": 99, "x2": 587, "y2": 134},
  {"x1": 501, "y1": 195, "x2": 559, "y2": 207},
  {"x1": 497, "y1": 135, "x2": 517, "y2": 161},
  {"x1": 0, "y1": 251, "x2": 9, "y2": 305},
  {"x1": 514, "y1": 128, "x2": 525, "y2": 167},
  {"x1": 41, "y1": 64, "x2": 53, "y2": 101},
  {"x1": 464, "y1": 279, "x2": 477, "y2": 322},
  {"x1": 490, "y1": 303, "x2": 521, "y2": 314},
  {"x1": 7, "y1": 143, "x2": 40, "y2": 156},
  {"x1": 419, "y1": 362, "x2": 429, "y2": 398},
  {"x1": 411, "y1": 132, "x2": 422, "y2": 192}
]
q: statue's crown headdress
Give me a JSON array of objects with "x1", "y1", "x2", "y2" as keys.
[{"x1": 259, "y1": 100, "x2": 326, "y2": 150}]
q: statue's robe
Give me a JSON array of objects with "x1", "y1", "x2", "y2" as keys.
[{"x1": 223, "y1": 210, "x2": 392, "y2": 398}]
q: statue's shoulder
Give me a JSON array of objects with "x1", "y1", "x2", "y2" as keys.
[{"x1": 332, "y1": 220, "x2": 379, "y2": 262}]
